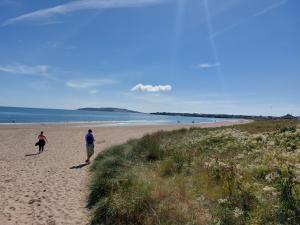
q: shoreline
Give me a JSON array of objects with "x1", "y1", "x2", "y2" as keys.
[
  {"x1": 0, "y1": 118, "x2": 247, "y2": 127},
  {"x1": 0, "y1": 119, "x2": 249, "y2": 225}
]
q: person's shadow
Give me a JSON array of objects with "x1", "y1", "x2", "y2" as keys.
[
  {"x1": 69, "y1": 163, "x2": 89, "y2": 169},
  {"x1": 25, "y1": 153, "x2": 40, "y2": 157}
]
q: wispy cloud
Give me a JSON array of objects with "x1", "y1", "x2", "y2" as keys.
[
  {"x1": 127, "y1": 92, "x2": 238, "y2": 113},
  {"x1": 26, "y1": 80, "x2": 53, "y2": 91},
  {"x1": 196, "y1": 62, "x2": 221, "y2": 69},
  {"x1": 131, "y1": 84, "x2": 172, "y2": 93},
  {"x1": 0, "y1": 0, "x2": 20, "y2": 6},
  {"x1": 210, "y1": 21, "x2": 243, "y2": 38},
  {"x1": 89, "y1": 89, "x2": 99, "y2": 95},
  {"x1": 254, "y1": 0, "x2": 288, "y2": 17},
  {"x1": 212, "y1": 0, "x2": 289, "y2": 38},
  {"x1": 66, "y1": 78, "x2": 116, "y2": 89},
  {"x1": 0, "y1": 64, "x2": 50, "y2": 77},
  {"x1": 2, "y1": 0, "x2": 165, "y2": 26}
]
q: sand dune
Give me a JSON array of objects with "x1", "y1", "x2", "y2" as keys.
[{"x1": 0, "y1": 120, "x2": 247, "y2": 225}]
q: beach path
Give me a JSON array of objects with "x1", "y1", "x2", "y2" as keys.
[{"x1": 0, "y1": 121, "x2": 246, "y2": 225}]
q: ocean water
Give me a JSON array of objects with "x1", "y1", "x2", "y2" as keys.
[{"x1": 0, "y1": 106, "x2": 227, "y2": 125}]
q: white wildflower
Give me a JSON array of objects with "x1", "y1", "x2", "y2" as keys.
[
  {"x1": 218, "y1": 161, "x2": 229, "y2": 168},
  {"x1": 233, "y1": 207, "x2": 243, "y2": 218},
  {"x1": 236, "y1": 164, "x2": 242, "y2": 170},
  {"x1": 265, "y1": 172, "x2": 279, "y2": 182},
  {"x1": 196, "y1": 195, "x2": 205, "y2": 202},
  {"x1": 263, "y1": 186, "x2": 276, "y2": 192},
  {"x1": 237, "y1": 154, "x2": 244, "y2": 159},
  {"x1": 218, "y1": 198, "x2": 227, "y2": 204},
  {"x1": 269, "y1": 141, "x2": 275, "y2": 146},
  {"x1": 204, "y1": 162, "x2": 212, "y2": 169}
]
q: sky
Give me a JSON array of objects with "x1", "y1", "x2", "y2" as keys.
[{"x1": 0, "y1": 0, "x2": 299, "y2": 116}]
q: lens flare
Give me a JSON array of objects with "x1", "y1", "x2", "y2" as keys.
[{"x1": 203, "y1": 0, "x2": 226, "y2": 93}]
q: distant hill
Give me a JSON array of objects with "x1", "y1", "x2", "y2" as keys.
[
  {"x1": 78, "y1": 107, "x2": 140, "y2": 113},
  {"x1": 281, "y1": 114, "x2": 298, "y2": 120}
]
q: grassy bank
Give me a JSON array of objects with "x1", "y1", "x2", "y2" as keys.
[{"x1": 88, "y1": 120, "x2": 300, "y2": 225}]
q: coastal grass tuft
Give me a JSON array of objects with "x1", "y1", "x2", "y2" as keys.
[{"x1": 88, "y1": 120, "x2": 300, "y2": 225}]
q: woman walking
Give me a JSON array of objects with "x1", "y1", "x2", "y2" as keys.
[{"x1": 37, "y1": 131, "x2": 48, "y2": 153}]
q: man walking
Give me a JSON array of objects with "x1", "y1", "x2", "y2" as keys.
[{"x1": 85, "y1": 129, "x2": 95, "y2": 164}]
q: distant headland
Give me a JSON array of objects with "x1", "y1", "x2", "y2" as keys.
[
  {"x1": 150, "y1": 112, "x2": 299, "y2": 120},
  {"x1": 78, "y1": 107, "x2": 140, "y2": 113}
]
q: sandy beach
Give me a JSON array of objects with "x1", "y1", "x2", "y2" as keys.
[{"x1": 0, "y1": 120, "x2": 248, "y2": 225}]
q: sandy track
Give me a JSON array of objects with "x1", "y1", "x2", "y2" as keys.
[{"x1": 0, "y1": 120, "x2": 247, "y2": 225}]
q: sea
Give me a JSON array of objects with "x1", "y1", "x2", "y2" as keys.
[{"x1": 0, "y1": 106, "x2": 228, "y2": 126}]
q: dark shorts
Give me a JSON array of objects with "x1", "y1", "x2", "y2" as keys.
[{"x1": 38, "y1": 140, "x2": 46, "y2": 146}]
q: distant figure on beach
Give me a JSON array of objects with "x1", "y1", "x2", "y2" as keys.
[
  {"x1": 36, "y1": 131, "x2": 48, "y2": 153},
  {"x1": 85, "y1": 129, "x2": 95, "y2": 164}
]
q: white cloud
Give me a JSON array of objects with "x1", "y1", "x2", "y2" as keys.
[
  {"x1": 2, "y1": 0, "x2": 165, "y2": 26},
  {"x1": 0, "y1": 64, "x2": 50, "y2": 76},
  {"x1": 131, "y1": 84, "x2": 172, "y2": 93},
  {"x1": 66, "y1": 78, "x2": 116, "y2": 89},
  {"x1": 196, "y1": 62, "x2": 220, "y2": 69}
]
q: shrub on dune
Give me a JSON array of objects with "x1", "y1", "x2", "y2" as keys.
[{"x1": 88, "y1": 120, "x2": 300, "y2": 225}]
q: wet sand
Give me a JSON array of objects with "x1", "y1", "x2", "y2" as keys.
[{"x1": 0, "y1": 120, "x2": 249, "y2": 225}]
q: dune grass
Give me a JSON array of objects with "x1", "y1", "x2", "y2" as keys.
[{"x1": 88, "y1": 120, "x2": 300, "y2": 225}]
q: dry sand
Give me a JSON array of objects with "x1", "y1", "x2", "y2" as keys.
[{"x1": 0, "y1": 120, "x2": 248, "y2": 225}]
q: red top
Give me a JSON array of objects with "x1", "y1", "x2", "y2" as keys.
[{"x1": 38, "y1": 134, "x2": 48, "y2": 142}]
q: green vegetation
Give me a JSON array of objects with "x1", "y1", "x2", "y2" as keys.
[{"x1": 88, "y1": 120, "x2": 300, "y2": 225}]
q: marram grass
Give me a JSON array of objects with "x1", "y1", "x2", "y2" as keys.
[{"x1": 88, "y1": 120, "x2": 300, "y2": 225}]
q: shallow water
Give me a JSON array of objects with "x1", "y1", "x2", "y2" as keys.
[{"x1": 0, "y1": 106, "x2": 227, "y2": 125}]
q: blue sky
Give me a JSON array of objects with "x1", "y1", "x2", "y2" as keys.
[{"x1": 0, "y1": 0, "x2": 299, "y2": 115}]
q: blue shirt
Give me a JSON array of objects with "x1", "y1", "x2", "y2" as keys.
[{"x1": 85, "y1": 133, "x2": 94, "y2": 144}]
